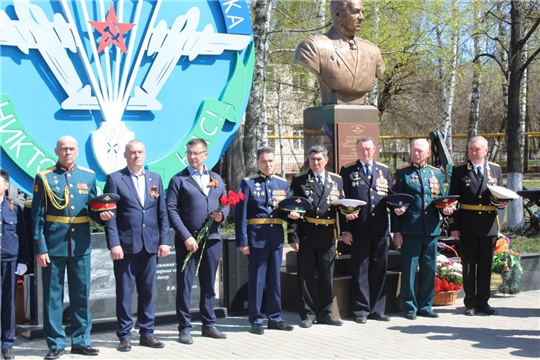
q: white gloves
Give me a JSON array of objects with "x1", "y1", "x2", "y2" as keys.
[{"x1": 15, "y1": 263, "x2": 28, "y2": 276}]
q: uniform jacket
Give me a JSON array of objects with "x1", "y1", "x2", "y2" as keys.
[
  {"x1": 166, "y1": 168, "x2": 229, "y2": 242},
  {"x1": 104, "y1": 167, "x2": 171, "y2": 254},
  {"x1": 287, "y1": 170, "x2": 343, "y2": 248},
  {"x1": 391, "y1": 164, "x2": 445, "y2": 237},
  {"x1": 31, "y1": 163, "x2": 97, "y2": 256},
  {"x1": 448, "y1": 160, "x2": 503, "y2": 236},
  {"x1": 340, "y1": 160, "x2": 392, "y2": 237},
  {"x1": 1, "y1": 197, "x2": 29, "y2": 262},
  {"x1": 235, "y1": 172, "x2": 289, "y2": 250},
  {"x1": 295, "y1": 27, "x2": 385, "y2": 101}
]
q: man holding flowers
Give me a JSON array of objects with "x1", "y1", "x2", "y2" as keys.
[{"x1": 166, "y1": 138, "x2": 229, "y2": 345}]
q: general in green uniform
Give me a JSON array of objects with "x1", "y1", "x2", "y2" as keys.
[{"x1": 31, "y1": 136, "x2": 104, "y2": 359}]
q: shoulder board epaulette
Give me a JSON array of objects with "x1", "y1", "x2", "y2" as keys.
[
  {"x1": 245, "y1": 174, "x2": 259, "y2": 180},
  {"x1": 39, "y1": 166, "x2": 56, "y2": 176},
  {"x1": 294, "y1": 171, "x2": 308, "y2": 178},
  {"x1": 342, "y1": 161, "x2": 357, "y2": 169},
  {"x1": 488, "y1": 161, "x2": 500, "y2": 167},
  {"x1": 328, "y1": 171, "x2": 342, "y2": 178},
  {"x1": 454, "y1": 162, "x2": 467, "y2": 168},
  {"x1": 397, "y1": 164, "x2": 411, "y2": 170},
  {"x1": 375, "y1": 161, "x2": 388, "y2": 168},
  {"x1": 427, "y1": 165, "x2": 440, "y2": 171},
  {"x1": 77, "y1": 165, "x2": 95, "y2": 174},
  {"x1": 274, "y1": 175, "x2": 286, "y2": 181}
]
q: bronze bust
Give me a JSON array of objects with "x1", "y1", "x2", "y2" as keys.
[{"x1": 295, "y1": 0, "x2": 385, "y2": 105}]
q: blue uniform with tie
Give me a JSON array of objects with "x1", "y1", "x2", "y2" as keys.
[
  {"x1": 391, "y1": 163, "x2": 445, "y2": 314},
  {"x1": 235, "y1": 172, "x2": 289, "y2": 325},
  {"x1": 1, "y1": 197, "x2": 29, "y2": 350}
]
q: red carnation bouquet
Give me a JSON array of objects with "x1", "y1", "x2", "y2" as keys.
[{"x1": 182, "y1": 190, "x2": 245, "y2": 274}]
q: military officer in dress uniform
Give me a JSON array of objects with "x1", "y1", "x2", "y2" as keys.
[
  {"x1": 391, "y1": 139, "x2": 453, "y2": 320},
  {"x1": 235, "y1": 146, "x2": 296, "y2": 335},
  {"x1": 448, "y1": 136, "x2": 506, "y2": 316},
  {"x1": 340, "y1": 136, "x2": 392, "y2": 324},
  {"x1": 1, "y1": 169, "x2": 29, "y2": 360},
  {"x1": 31, "y1": 136, "x2": 112, "y2": 359},
  {"x1": 288, "y1": 145, "x2": 344, "y2": 328}
]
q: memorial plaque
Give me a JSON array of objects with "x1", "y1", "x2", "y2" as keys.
[{"x1": 303, "y1": 105, "x2": 379, "y2": 173}]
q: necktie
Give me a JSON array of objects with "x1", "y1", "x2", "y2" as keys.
[
  {"x1": 365, "y1": 164, "x2": 371, "y2": 177},
  {"x1": 349, "y1": 39, "x2": 357, "y2": 50},
  {"x1": 476, "y1": 166, "x2": 483, "y2": 179},
  {"x1": 316, "y1": 175, "x2": 323, "y2": 184}
]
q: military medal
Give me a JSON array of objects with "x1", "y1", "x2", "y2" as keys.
[
  {"x1": 77, "y1": 183, "x2": 88, "y2": 195},
  {"x1": 375, "y1": 170, "x2": 388, "y2": 196}
]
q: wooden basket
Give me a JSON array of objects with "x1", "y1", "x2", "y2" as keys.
[
  {"x1": 433, "y1": 289, "x2": 460, "y2": 306},
  {"x1": 434, "y1": 243, "x2": 462, "y2": 306}
]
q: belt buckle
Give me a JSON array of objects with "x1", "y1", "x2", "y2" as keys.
[{"x1": 69, "y1": 217, "x2": 75, "y2": 224}]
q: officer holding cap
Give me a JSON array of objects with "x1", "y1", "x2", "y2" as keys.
[
  {"x1": 339, "y1": 136, "x2": 392, "y2": 324},
  {"x1": 288, "y1": 145, "x2": 344, "y2": 328},
  {"x1": 31, "y1": 136, "x2": 112, "y2": 359},
  {"x1": 391, "y1": 138, "x2": 453, "y2": 320},
  {"x1": 1, "y1": 169, "x2": 29, "y2": 360},
  {"x1": 448, "y1": 136, "x2": 505, "y2": 316}
]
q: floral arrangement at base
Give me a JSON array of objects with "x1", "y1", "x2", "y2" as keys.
[
  {"x1": 182, "y1": 190, "x2": 245, "y2": 274},
  {"x1": 436, "y1": 243, "x2": 464, "y2": 292},
  {"x1": 492, "y1": 233, "x2": 522, "y2": 295}
]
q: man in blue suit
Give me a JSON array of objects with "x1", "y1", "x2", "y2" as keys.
[
  {"x1": 103, "y1": 140, "x2": 171, "y2": 352},
  {"x1": 166, "y1": 138, "x2": 229, "y2": 345},
  {"x1": 391, "y1": 139, "x2": 453, "y2": 320},
  {"x1": 340, "y1": 136, "x2": 393, "y2": 324},
  {"x1": 235, "y1": 146, "x2": 295, "y2": 335}
]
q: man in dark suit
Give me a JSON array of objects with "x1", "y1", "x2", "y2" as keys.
[
  {"x1": 31, "y1": 136, "x2": 111, "y2": 359},
  {"x1": 166, "y1": 138, "x2": 229, "y2": 345},
  {"x1": 288, "y1": 145, "x2": 344, "y2": 328},
  {"x1": 235, "y1": 146, "x2": 295, "y2": 335},
  {"x1": 103, "y1": 140, "x2": 171, "y2": 352},
  {"x1": 448, "y1": 136, "x2": 506, "y2": 316},
  {"x1": 391, "y1": 139, "x2": 453, "y2": 320},
  {"x1": 340, "y1": 136, "x2": 392, "y2": 324}
]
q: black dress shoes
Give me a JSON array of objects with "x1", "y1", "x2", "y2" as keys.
[
  {"x1": 44, "y1": 349, "x2": 65, "y2": 359},
  {"x1": 117, "y1": 339, "x2": 132, "y2": 352},
  {"x1": 317, "y1": 315, "x2": 343, "y2": 326},
  {"x1": 300, "y1": 318, "x2": 314, "y2": 328},
  {"x1": 140, "y1": 336, "x2": 165, "y2": 348},
  {"x1": 405, "y1": 312, "x2": 417, "y2": 320},
  {"x1": 179, "y1": 331, "x2": 193, "y2": 344},
  {"x1": 70, "y1": 346, "x2": 99, "y2": 356},
  {"x1": 268, "y1": 321, "x2": 294, "y2": 331},
  {"x1": 202, "y1": 327, "x2": 227, "y2": 339},
  {"x1": 354, "y1": 316, "x2": 367, "y2": 324},
  {"x1": 417, "y1": 310, "x2": 439, "y2": 318},
  {"x1": 478, "y1": 305, "x2": 498, "y2": 315},
  {"x1": 465, "y1": 308, "x2": 476, "y2": 316},
  {"x1": 250, "y1": 324, "x2": 265, "y2": 335},
  {"x1": 368, "y1": 313, "x2": 390, "y2": 322},
  {"x1": 2, "y1": 347, "x2": 14, "y2": 360}
]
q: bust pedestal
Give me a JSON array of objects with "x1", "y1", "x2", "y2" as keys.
[{"x1": 303, "y1": 105, "x2": 380, "y2": 172}]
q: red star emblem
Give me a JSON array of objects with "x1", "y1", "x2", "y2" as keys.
[{"x1": 88, "y1": 5, "x2": 135, "y2": 54}]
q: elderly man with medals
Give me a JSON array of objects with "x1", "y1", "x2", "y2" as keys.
[{"x1": 391, "y1": 139, "x2": 454, "y2": 320}]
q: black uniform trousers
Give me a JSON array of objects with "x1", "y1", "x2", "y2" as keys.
[
  {"x1": 350, "y1": 236, "x2": 388, "y2": 317},
  {"x1": 460, "y1": 235, "x2": 497, "y2": 309},
  {"x1": 297, "y1": 242, "x2": 335, "y2": 321}
]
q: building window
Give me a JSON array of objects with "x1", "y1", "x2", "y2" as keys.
[{"x1": 292, "y1": 125, "x2": 303, "y2": 151}]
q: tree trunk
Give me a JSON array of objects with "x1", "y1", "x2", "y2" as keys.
[
  {"x1": 466, "y1": 0, "x2": 482, "y2": 143},
  {"x1": 506, "y1": 1, "x2": 524, "y2": 228},
  {"x1": 225, "y1": 127, "x2": 245, "y2": 221},
  {"x1": 244, "y1": 0, "x2": 273, "y2": 176}
]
